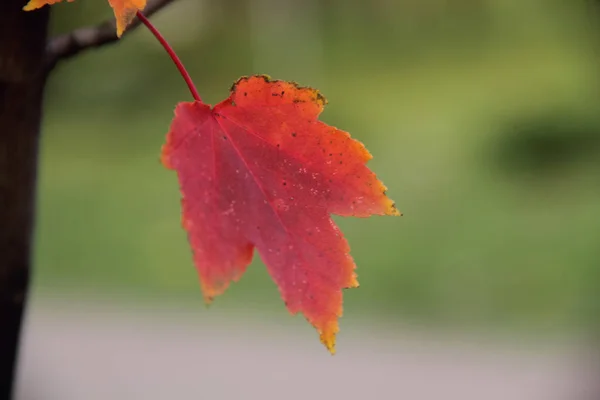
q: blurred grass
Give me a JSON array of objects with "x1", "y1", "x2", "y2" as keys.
[{"x1": 32, "y1": 0, "x2": 600, "y2": 333}]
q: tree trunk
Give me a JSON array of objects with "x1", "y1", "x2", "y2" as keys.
[{"x1": 0, "y1": 1, "x2": 50, "y2": 398}]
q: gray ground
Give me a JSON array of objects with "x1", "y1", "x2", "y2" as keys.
[{"x1": 13, "y1": 296, "x2": 598, "y2": 400}]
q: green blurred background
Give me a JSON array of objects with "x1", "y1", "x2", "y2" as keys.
[{"x1": 34, "y1": 0, "x2": 600, "y2": 336}]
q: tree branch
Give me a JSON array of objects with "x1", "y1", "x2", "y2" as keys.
[
  {"x1": 1, "y1": 1, "x2": 50, "y2": 397},
  {"x1": 45, "y1": 0, "x2": 178, "y2": 69}
]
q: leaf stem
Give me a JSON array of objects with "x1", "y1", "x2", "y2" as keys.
[{"x1": 136, "y1": 11, "x2": 202, "y2": 103}]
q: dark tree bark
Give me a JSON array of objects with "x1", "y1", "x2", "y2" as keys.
[
  {"x1": 0, "y1": 1, "x2": 50, "y2": 398},
  {"x1": 0, "y1": 1, "x2": 176, "y2": 397}
]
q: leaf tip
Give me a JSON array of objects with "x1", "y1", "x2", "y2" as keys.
[
  {"x1": 348, "y1": 273, "x2": 360, "y2": 289},
  {"x1": 114, "y1": 13, "x2": 132, "y2": 38},
  {"x1": 320, "y1": 325, "x2": 338, "y2": 355},
  {"x1": 160, "y1": 145, "x2": 173, "y2": 169},
  {"x1": 375, "y1": 181, "x2": 401, "y2": 216},
  {"x1": 22, "y1": 0, "x2": 44, "y2": 11},
  {"x1": 201, "y1": 284, "x2": 217, "y2": 306},
  {"x1": 24, "y1": 0, "x2": 78, "y2": 12},
  {"x1": 108, "y1": 0, "x2": 147, "y2": 38},
  {"x1": 386, "y1": 199, "x2": 402, "y2": 216}
]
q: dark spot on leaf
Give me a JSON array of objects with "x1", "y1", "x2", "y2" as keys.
[
  {"x1": 339, "y1": 161, "x2": 343, "y2": 164},
  {"x1": 272, "y1": 93, "x2": 279, "y2": 97},
  {"x1": 244, "y1": 92, "x2": 247, "y2": 96},
  {"x1": 281, "y1": 91, "x2": 285, "y2": 96},
  {"x1": 291, "y1": 132, "x2": 297, "y2": 137},
  {"x1": 329, "y1": 153, "x2": 333, "y2": 156},
  {"x1": 222, "y1": 135, "x2": 227, "y2": 140},
  {"x1": 276, "y1": 143, "x2": 281, "y2": 148},
  {"x1": 282, "y1": 181, "x2": 287, "y2": 186}
]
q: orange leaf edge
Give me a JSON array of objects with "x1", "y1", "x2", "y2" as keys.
[
  {"x1": 230, "y1": 74, "x2": 329, "y2": 107},
  {"x1": 108, "y1": 0, "x2": 147, "y2": 37},
  {"x1": 23, "y1": 0, "x2": 75, "y2": 11}
]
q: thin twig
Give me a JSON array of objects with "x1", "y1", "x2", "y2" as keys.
[
  {"x1": 136, "y1": 11, "x2": 201, "y2": 102},
  {"x1": 45, "y1": 0, "x2": 178, "y2": 70}
]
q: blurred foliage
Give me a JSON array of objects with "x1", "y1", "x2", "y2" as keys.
[
  {"x1": 491, "y1": 110, "x2": 600, "y2": 176},
  {"x1": 33, "y1": 0, "x2": 600, "y2": 335}
]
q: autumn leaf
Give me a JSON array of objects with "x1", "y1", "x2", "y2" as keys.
[
  {"x1": 23, "y1": 0, "x2": 146, "y2": 37},
  {"x1": 162, "y1": 75, "x2": 399, "y2": 353}
]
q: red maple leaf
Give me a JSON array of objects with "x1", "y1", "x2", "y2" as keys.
[{"x1": 162, "y1": 75, "x2": 400, "y2": 353}]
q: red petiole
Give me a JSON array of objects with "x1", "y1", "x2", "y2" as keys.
[{"x1": 136, "y1": 11, "x2": 202, "y2": 103}]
